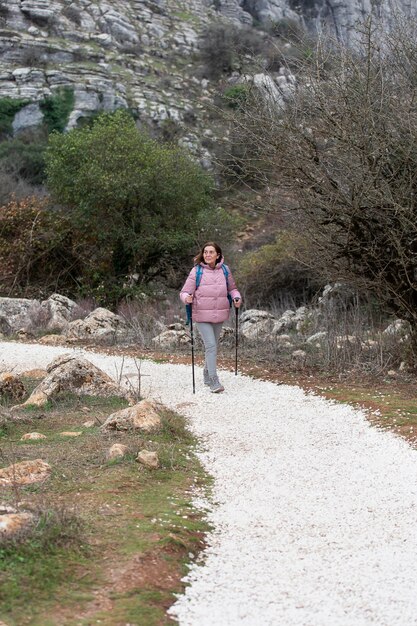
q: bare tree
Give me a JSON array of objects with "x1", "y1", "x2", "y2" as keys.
[{"x1": 229, "y1": 17, "x2": 417, "y2": 363}]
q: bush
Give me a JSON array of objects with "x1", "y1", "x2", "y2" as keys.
[
  {"x1": 0, "y1": 168, "x2": 40, "y2": 205},
  {"x1": 45, "y1": 110, "x2": 219, "y2": 303},
  {"x1": 40, "y1": 87, "x2": 75, "y2": 134},
  {"x1": 223, "y1": 84, "x2": 249, "y2": 109},
  {"x1": 0, "y1": 138, "x2": 47, "y2": 186},
  {"x1": 0, "y1": 196, "x2": 75, "y2": 296},
  {"x1": 237, "y1": 231, "x2": 319, "y2": 306},
  {"x1": 199, "y1": 24, "x2": 266, "y2": 80},
  {"x1": 20, "y1": 47, "x2": 48, "y2": 68}
]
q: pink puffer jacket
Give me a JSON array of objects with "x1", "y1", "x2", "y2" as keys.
[{"x1": 180, "y1": 258, "x2": 241, "y2": 323}]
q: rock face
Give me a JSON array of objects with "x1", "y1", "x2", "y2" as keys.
[
  {"x1": 212, "y1": 1, "x2": 417, "y2": 42},
  {"x1": 0, "y1": 0, "x2": 216, "y2": 141},
  {"x1": 0, "y1": 0, "x2": 413, "y2": 150}
]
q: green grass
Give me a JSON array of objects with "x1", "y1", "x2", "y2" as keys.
[{"x1": 0, "y1": 385, "x2": 211, "y2": 625}]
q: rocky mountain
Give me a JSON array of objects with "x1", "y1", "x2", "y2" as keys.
[{"x1": 0, "y1": 0, "x2": 415, "y2": 153}]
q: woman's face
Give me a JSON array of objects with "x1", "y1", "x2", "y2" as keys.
[{"x1": 203, "y1": 246, "x2": 219, "y2": 267}]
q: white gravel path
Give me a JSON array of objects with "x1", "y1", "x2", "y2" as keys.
[{"x1": 2, "y1": 342, "x2": 417, "y2": 626}]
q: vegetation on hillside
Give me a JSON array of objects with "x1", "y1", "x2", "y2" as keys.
[
  {"x1": 0, "y1": 111, "x2": 236, "y2": 304},
  {"x1": 227, "y1": 17, "x2": 417, "y2": 363}
]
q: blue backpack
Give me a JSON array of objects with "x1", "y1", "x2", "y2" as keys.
[{"x1": 186, "y1": 264, "x2": 232, "y2": 324}]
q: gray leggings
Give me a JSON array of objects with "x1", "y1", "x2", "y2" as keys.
[{"x1": 196, "y1": 322, "x2": 223, "y2": 377}]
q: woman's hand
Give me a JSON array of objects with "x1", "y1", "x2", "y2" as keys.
[
  {"x1": 234, "y1": 298, "x2": 242, "y2": 309},
  {"x1": 185, "y1": 294, "x2": 193, "y2": 304}
]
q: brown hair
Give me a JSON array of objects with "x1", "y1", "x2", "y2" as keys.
[{"x1": 193, "y1": 241, "x2": 223, "y2": 266}]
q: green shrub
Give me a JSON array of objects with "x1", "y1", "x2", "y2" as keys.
[
  {"x1": 223, "y1": 84, "x2": 249, "y2": 109},
  {"x1": 0, "y1": 139, "x2": 46, "y2": 185},
  {"x1": 237, "y1": 231, "x2": 318, "y2": 306},
  {"x1": 45, "y1": 110, "x2": 219, "y2": 302},
  {"x1": 40, "y1": 87, "x2": 75, "y2": 133}
]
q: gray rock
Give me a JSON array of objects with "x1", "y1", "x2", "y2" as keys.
[
  {"x1": 306, "y1": 331, "x2": 327, "y2": 344},
  {"x1": 66, "y1": 307, "x2": 130, "y2": 343},
  {"x1": 40, "y1": 293, "x2": 82, "y2": 332},
  {"x1": 151, "y1": 329, "x2": 191, "y2": 348},
  {"x1": 101, "y1": 400, "x2": 162, "y2": 432},
  {"x1": 136, "y1": 449, "x2": 159, "y2": 469},
  {"x1": 12, "y1": 102, "x2": 43, "y2": 132},
  {"x1": 0, "y1": 297, "x2": 40, "y2": 332},
  {"x1": 15, "y1": 354, "x2": 128, "y2": 408}
]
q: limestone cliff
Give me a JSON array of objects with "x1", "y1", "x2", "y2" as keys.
[
  {"x1": 0, "y1": 0, "x2": 415, "y2": 147},
  {"x1": 213, "y1": 0, "x2": 417, "y2": 42}
]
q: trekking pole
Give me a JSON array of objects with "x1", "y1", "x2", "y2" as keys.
[
  {"x1": 186, "y1": 303, "x2": 196, "y2": 394},
  {"x1": 234, "y1": 300, "x2": 239, "y2": 376}
]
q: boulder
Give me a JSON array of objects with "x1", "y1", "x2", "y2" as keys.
[
  {"x1": 107, "y1": 443, "x2": 129, "y2": 460},
  {"x1": 12, "y1": 102, "x2": 43, "y2": 133},
  {"x1": 15, "y1": 354, "x2": 128, "y2": 408},
  {"x1": 0, "y1": 297, "x2": 40, "y2": 333},
  {"x1": 0, "y1": 373, "x2": 26, "y2": 401},
  {"x1": 66, "y1": 307, "x2": 129, "y2": 343},
  {"x1": 38, "y1": 334, "x2": 67, "y2": 345},
  {"x1": 20, "y1": 432, "x2": 47, "y2": 441},
  {"x1": 306, "y1": 331, "x2": 327, "y2": 344},
  {"x1": 239, "y1": 309, "x2": 276, "y2": 342},
  {"x1": 151, "y1": 329, "x2": 190, "y2": 348},
  {"x1": 40, "y1": 293, "x2": 82, "y2": 331},
  {"x1": 59, "y1": 431, "x2": 82, "y2": 437},
  {"x1": 0, "y1": 505, "x2": 35, "y2": 538},
  {"x1": 272, "y1": 310, "x2": 296, "y2": 334},
  {"x1": 0, "y1": 315, "x2": 12, "y2": 336},
  {"x1": 136, "y1": 449, "x2": 159, "y2": 469},
  {"x1": 101, "y1": 399, "x2": 161, "y2": 432},
  {"x1": 239, "y1": 309, "x2": 275, "y2": 324},
  {"x1": 291, "y1": 349, "x2": 307, "y2": 365},
  {"x1": 383, "y1": 319, "x2": 410, "y2": 336},
  {"x1": 0, "y1": 459, "x2": 51, "y2": 486}
]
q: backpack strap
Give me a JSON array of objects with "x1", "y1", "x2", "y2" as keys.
[
  {"x1": 195, "y1": 264, "x2": 203, "y2": 289},
  {"x1": 221, "y1": 264, "x2": 232, "y2": 307}
]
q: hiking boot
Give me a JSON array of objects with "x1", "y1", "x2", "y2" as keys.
[
  {"x1": 203, "y1": 368, "x2": 210, "y2": 386},
  {"x1": 209, "y1": 375, "x2": 224, "y2": 393}
]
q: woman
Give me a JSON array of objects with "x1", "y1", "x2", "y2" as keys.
[{"x1": 180, "y1": 242, "x2": 241, "y2": 393}]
